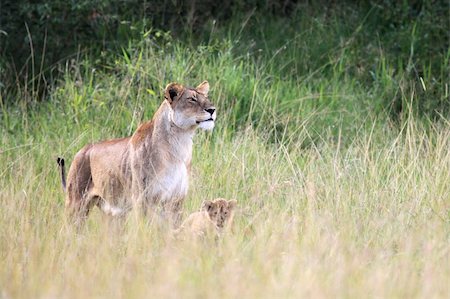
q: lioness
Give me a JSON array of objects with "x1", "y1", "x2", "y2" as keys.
[
  {"x1": 175, "y1": 198, "x2": 237, "y2": 237},
  {"x1": 57, "y1": 81, "x2": 216, "y2": 225}
]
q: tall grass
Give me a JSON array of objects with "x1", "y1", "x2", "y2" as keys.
[
  {"x1": 1, "y1": 8, "x2": 449, "y2": 298},
  {"x1": 1, "y1": 115, "x2": 449, "y2": 298}
]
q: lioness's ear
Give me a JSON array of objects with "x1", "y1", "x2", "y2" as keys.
[
  {"x1": 164, "y1": 82, "x2": 184, "y2": 103},
  {"x1": 201, "y1": 200, "x2": 214, "y2": 211},
  {"x1": 228, "y1": 199, "x2": 237, "y2": 210},
  {"x1": 196, "y1": 81, "x2": 209, "y2": 95}
]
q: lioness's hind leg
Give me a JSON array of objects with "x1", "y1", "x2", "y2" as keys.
[
  {"x1": 65, "y1": 146, "x2": 95, "y2": 227},
  {"x1": 65, "y1": 192, "x2": 99, "y2": 227},
  {"x1": 65, "y1": 199, "x2": 88, "y2": 227}
]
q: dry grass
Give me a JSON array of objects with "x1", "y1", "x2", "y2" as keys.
[{"x1": 1, "y1": 120, "x2": 449, "y2": 299}]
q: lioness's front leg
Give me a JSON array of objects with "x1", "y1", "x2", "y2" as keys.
[
  {"x1": 130, "y1": 177, "x2": 149, "y2": 217},
  {"x1": 162, "y1": 198, "x2": 184, "y2": 228}
]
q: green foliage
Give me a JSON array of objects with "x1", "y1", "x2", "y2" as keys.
[{"x1": 0, "y1": 0, "x2": 448, "y2": 128}]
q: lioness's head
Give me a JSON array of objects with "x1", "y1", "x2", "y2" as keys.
[
  {"x1": 201, "y1": 198, "x2": 237, "y2": 229},
  {"x1": 165, "y1": 81, "x2": 216, "y2": 131}
]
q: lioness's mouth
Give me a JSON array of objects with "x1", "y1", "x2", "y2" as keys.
[{"x1": 196, "y1": 118, "x2": 214, "y2": 124}]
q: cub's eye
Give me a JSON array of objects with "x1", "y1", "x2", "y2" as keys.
[{"x1": 188, "y1": 97, "x2": 197, "y2": 103}]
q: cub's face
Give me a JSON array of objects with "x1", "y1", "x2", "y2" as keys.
[
  {"x1": 165, "y1": 81, "x2": 216, "y2": 131},
  {"x1": 201, "y1": 198, "x2": 237, "y2": 229}
]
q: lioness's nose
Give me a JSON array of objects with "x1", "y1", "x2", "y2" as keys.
[{"x1": 205, "y1": 108, "x2": 216, "y2": 115}]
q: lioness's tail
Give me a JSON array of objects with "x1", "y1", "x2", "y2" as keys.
[{"x1": 56, "y1": 157, "x2": 67, "y2": 192}]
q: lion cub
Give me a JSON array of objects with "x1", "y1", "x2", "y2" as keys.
[{"x1": 175, "y1": 198, "x2": 237, "y2": 238}]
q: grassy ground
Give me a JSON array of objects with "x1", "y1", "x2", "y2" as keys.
[{"x1": 1, "y1": 8, "x2": 449, "y2": 299}]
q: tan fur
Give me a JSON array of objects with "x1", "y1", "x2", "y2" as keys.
[
  {"x1": 175, "y1": 198, "x2": 237, "y2": 238},
  {"x1": 60, "y1": 81, "x2": 216, "y2": 225},
  {"x1": 211, "y1": 198, "x2": 237, "y2": 230},
  {"x1": 175, "y1": 211, "x2": 218, "y2": 238}
]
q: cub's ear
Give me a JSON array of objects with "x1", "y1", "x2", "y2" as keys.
[
  {"x1": 228, "y1": 199, "x2": 237, "y2": 210},
  {"x1": 196, "y1": 80, "x2": 209, "y2": 95},
  {"x1": 201, "y1": 200, "x2": 214, "y2": 212},
  {"x1": 164, "y1": 82, "x2": 184, "y2": 103}
]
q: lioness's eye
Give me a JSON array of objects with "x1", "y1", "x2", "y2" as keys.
[{"x1": 188, "y1": 97, "x2": 197, "y2": 102}]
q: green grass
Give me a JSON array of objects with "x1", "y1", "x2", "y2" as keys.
[{"x1": 1, "y1": 7, "x2": 449, "y2": 298}]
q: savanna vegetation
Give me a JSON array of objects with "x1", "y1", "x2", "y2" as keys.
[{"x1": 1, "y1": 1, "x2": 449, "y2": 298}]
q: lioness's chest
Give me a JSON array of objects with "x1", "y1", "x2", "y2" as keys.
[{"x1": 152, "y1": 163, "x2": 189, "y2": 201}]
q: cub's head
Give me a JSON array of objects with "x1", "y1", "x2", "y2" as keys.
[
  {"x1": 165, "y1": 81, "x2": 216, "y2": 131},
  {"x1": 201, "y1": 198, "x2": 237, "y2": 229}
]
